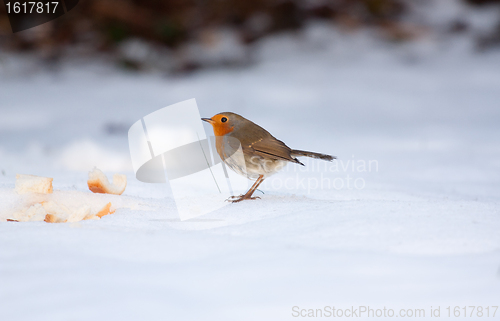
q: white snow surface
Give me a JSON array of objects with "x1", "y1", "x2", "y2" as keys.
[{"x1": 1, "y1": 24, "x2": 500, "y2": 320}]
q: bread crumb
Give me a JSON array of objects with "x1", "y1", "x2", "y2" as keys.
[
  {"x1": 44, "y1": 214, "x2": 59, "y2": 223},
  {"x1": 96, "y1": 202, "x2": 114, "y2": 218},
  {"x1": 88, "y1": 168, "x2": 127, "y2": 195},
  {"x1": 12, "y1": 203, "x2": 47, "y2": 222},
  {"x1": 15, "y1": 174, "x2": 53, "y2": 195}
]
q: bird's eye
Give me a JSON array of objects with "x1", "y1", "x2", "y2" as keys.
[{"x1": 221, "y1": 117, "x2": 228, "y2": 123}]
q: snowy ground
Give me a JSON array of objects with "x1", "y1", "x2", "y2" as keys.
[{"x1": 1, "y1": 23, "x2": 500, "y2": 320}]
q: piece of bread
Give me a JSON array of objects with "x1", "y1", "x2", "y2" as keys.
[
  {"x1": 44, "y1": 214, "x2": 59, "y2": 223},
  {"x1": 42, "y1": 200, "x2": 115, "y2": 223},
  {"x1": 95, "y1": 202, "x2": 114, "y2": 218},
  {"x1": 12, "y1": 203, "x2": 47, "y2": 222},
  {"x1": 87, "y1": 168, "x2": 127, "y2": 195},
  {"x1": 5, "y1": 172, "x2": 127, "y2": 223},
  {"x1": 41, "y1": 201, "x2": 72, "y2": 223},
  {"x1": 15, "y1": 174, "x2": 53, "y2": 195},
  {"x1": 41, "y1": 200, "x2": 91, "y2": 223}
]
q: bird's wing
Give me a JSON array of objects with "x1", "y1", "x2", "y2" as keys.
[
  {"x1": 230, "y1": 119, "x2": 303, "y2": 165},
  {"x1": 248, "y1": 136, "x2": 303, "y2": 165}
]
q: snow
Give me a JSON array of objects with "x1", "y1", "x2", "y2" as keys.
[{"x1": 1, "y1": 21, "x2": 500, "y2": 320}]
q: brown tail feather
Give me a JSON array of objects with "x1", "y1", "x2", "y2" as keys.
[{"x1": 291, "y1": 149, "x2": 336, "y2": 162}]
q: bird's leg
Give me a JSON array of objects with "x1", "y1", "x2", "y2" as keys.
[
  {"x1": 229, "y1": 175, "x2": 265, "y2": 203},
  {"x1": 227, "y1": 177, "x2": 262, "y2": 201},
  {"x1": 227, "y1": 176, "x2": 263, "y2": 199}
]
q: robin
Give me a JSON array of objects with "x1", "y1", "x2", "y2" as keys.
[{"x1": 202, "y1": 112, "x2": 335, "y2": 202}]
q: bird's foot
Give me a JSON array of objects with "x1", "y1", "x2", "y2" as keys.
[
  {"x1": 226, "y1": 194, "x2": 261, "y2": 203},
  {"x1": 225, "y1": 194, "x2": 242, "y2": 202}
]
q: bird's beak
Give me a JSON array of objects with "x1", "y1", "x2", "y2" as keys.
[{"x1": 201, "y1": 118, "x2": 213, "y2": 124}]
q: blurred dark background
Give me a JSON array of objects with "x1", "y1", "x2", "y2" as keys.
[{"x1": 1, "y1": 0, "x2": 500, "y2": 73}]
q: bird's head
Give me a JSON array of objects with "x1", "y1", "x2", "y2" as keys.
[{"x1": 201, "y1": 112, "x2": 244, "y2": 136}]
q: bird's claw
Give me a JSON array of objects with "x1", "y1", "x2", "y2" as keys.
[
  {"x1": 225, "y1": 195, "x2": 261, "y2": 203},
  {"x1": 225, "y1": 194, "x2": 243, "y2": 202}
]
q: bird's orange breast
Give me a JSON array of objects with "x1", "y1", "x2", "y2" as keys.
[{"x1": 212, "y1": 123, "x2": 234, "y2": 136}]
